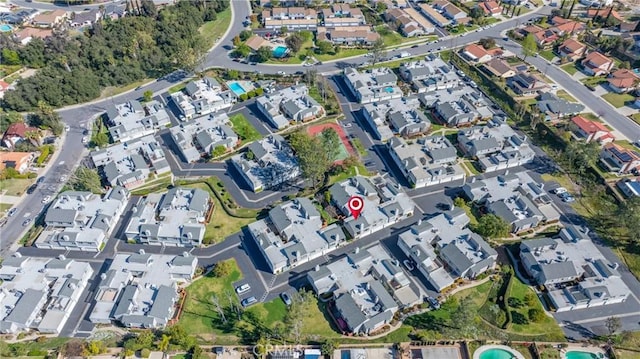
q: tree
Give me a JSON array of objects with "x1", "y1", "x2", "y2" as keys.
[
  {"x1": 135, "y1": 330, "x2": 155, "y2": 349},
  {"x1": 233, "y1": 35, "x2": 242, "y2": 47},
  {"x1": 376, "y1": 1, "x2": 388, "y2": 12},
  {"x1": 469, "y1": 7, "x2": 485, "y2": 21},
  {"x1": 617, "y1": 197, "x2": 640, "y2": 244},
  {"x1": 289, "y1": 131, "x2": 333, "y2": 188},
  {"x1": 256, "y1": 46, "x2": 273, "y2": 62},
  {"x1": 212, "y1": 145, "x2": 227, "y2": 157},
  {"x1": 321, "y1": 339, "x2": 338, "y2": 356},
  {"x1": 69, "y1": 167, "x2": 103, "y2": 193},
  {"x1": 233, "y1": 43, "x2": 251, "y2": 58},
  {"x1": 511, "y1": 311, "x2": 529, "y2": 324},
  {"x1": 61, "y1": 340, "x2": 85, "y2": 357},
  {"x1": 370, "y1": 38, "x2": 386, "y2": 66},
  {"x1": 158, "y1": 334, "x2": 170, "y2": 353},
  {"x1": 285, "y1": 33, "x2": 304, "y2": 53},
  {"x1": 316, "y1": 40, "x2": 334, "y2": 55},
  {"x1": 143, "y1": 90, "x2": 153, "y2": 102},
  {"x1": 319, "y1": 128, "x2": 341, "y2": 163},
  {"x1": 521, "y1": 33, "x2": 538, "y2": 61},
  {"x1": 239, "y1": 30, "x2": 253, "y2": 41},
  {"x1": 619, "y1": 61, "x2": 631, "y2": 69},
  {"x1": 280, "y1": 26, "x2": 288, "y2": 35},
  {"x1": 85, "y1": 341, "x2": 107, "y2": 356},
  {"x1": 524, "y1": 293, "x2": 537, "y2": 307},
  {"x1": 284, "y1": 289, "x2": 315, "y2": 342},
  {"x1": 450, "y1": 296, "x2": 477, "y2": 338},
  {"x1": 479, "y1": 37, "x2": 496, "y2": 50},
  {"x1": 528, "y1": 308, "x2": 545, "y2": 322},
  {"x1": 212, "y1": 260, "x2": 233, "y2": 277},
  {"x1": 91, "y1": 132, "x2": 109, "y2": 148},
  {"x1": 473, "y1": 214, "x2": 510, "y2": 239},
  {"x1": 1, "y1": 49, "x2": 20, "y2": 65}
]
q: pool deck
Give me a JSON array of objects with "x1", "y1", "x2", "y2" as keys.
[
  {"x1": 473, "y1": 345, "x2": 526, "y2": 359},
  {"x1": 562, "y1": 346, "x2": 608, "y2": 359}
]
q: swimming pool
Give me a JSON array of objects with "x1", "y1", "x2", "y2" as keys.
[
  {"x1": 479, "y1": 349, "x2": 517, "y2": 359},
  {"x1": 273, "y1": 45, "x2": 289, "y2": 58},
  {"x1": 228, "y1": 82, "x2": 246, "y2": 96},
  {"x1": 564, "y1": 352, "x2": 601, "y2": 359},
  {"x1": 0, "y1": 24, "x2": 13, "y2": 32},
  {"x1": 384, "y1": 86, "x2": 394, "y2": 93}
]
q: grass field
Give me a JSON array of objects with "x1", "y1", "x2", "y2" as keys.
[
  {"x1": 602, "y1": 92, "x2": 635, "y2": 108},
  {"x1": 182, "y1": 183, "x2": 257, "y2": 244},
  {"x1": 99, "y1": 78, "x2": 152, "y2": 100},
  {"x1": 560, "y1": 63, "x2": 579, "y2": 75},
  {"x1": 168, "y1": 82, "x2": 188, "y2": 94},
  {"x1": 229, "y1": 114, "x2": 262, "y2": 143},
  {"x1": 508, "y1": 277, "x2": 564, "y2": 337},
  {"x1": 316, "y1": 48, "x2": 369, "y2": 62},
  {"x1": 376, "y1": 25, "x2": 416, "y2": 47},
  {"x1": 539, "y1": 50, "x2": 555, "y2": 61},
  {"x1": 555, "y1": 90, "x2": 576, "y2": 103},
  {"x1": 0, "y1": 178, "x2": 35, "y2": 196},
  {"x1": 631, "y1": 113, "x2": 640, "y2": 125},
  {"x1": 0, "y1": 203, "x2": 12, "y2": 214},
  {"x1": 200, "y1": 7, "x2": 232, "y2": 48}
]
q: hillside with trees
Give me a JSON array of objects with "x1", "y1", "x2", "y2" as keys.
[{"x1": 0, "y1": 0, "x2": 228, "y2": 111}]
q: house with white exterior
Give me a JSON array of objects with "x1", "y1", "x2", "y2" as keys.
[
  {"x1": 169, "y1": 112, "x2": 238, "y2": 163},
  {"x1": 398, "y1": 209, "x2": 497, "y2": 292},
  {"x1": 329, "y1": 176, "x2": 415, "y2": 239},
  {"x1": 398, "y1": 56, "x2": 460, "y2": 93},
  {"x1": 170, "y1": 77, "x2": 235, "y2": 120},
  {"x1": 361, "y1": 96, "x2": 430, "y2": 140},
  {"x1": 90, "y1": 135, "x2": 171, "y2": 189},
  {"x1": 343, "y1": 67, "x2": 402, "y2": 104},
  {"x1": 570, "y1": 115, "x2": 615, "y2": 144},
  {"x1": 104, "y1": 100, "x2": 170, "y2": 143},
  {"x1": 0, "y1": 255, "x2": 93, "y2": 334},
  {"x1": 520, "y1": 226, "x2": 631, "y2": 312},
  {"x1": 387, "y1": 136, "x2": 465, "y2": 188},
  {"x1": 600, "y1": 143, "x2": 640, "y2": 174},
  {"x1": 124, "y1": 187, "x2": 211, "y2": 246},
  {"x1": 89, "y1": 252, "x2": 197, "y2": 329},
  {"x1": 231, "y1": 135, "x2": 300, "y2": 192},
  {"x1": 35, "y1": 187, "x2": 130, "y2": 251},
  {"x1": 256, "y1": 85, "x2": 324, "y2": 129}
]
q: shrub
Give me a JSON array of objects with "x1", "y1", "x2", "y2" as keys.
[
  {"x1": 140, "y1": 349, "x2": 151, "y2": 358},
  {"x1": 28, "y1": 349, "x2": 49, "y2": 356},
  {"x1": 528, "y1": 308, "x2": 545, "y2": 322},
  {"x1": 239, "y1": 93, "x2": 248, "y2": 101}
]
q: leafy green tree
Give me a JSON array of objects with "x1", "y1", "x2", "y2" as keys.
[
  {"x1": 69, "y1": 167, "x2": 103, "y2": 193},
  {"x1": 233, "y1": 43, "x2": 251, "y2": 58},
  {"x1": 528, "y1": 308, "x2": 545, "y2": 322},
  {"x1": 511, "y1": 311, "x2": 529, "y2": 324},
  {"x1": 524, "y1": 293, "x2": 537, "y2": 307},
  {"x1": 85, "y1": 341, "x2": 107, "y2": 356},
  {"x1": 370, "y1": 38, "x2": 386, "y2": 65},
  {"x1": 473, "y1": 214, "x2": 510, "y2": 239},
  {"x1": 319, "y1": 128, "x2": 341, "y2": 162},
  {"x1": 521, "y1": 33, "x2": 538, "y2": 61},
  {"x1": 256, "y1": 46, "x2": 273, "y2": 62},
  {"x1": 91, "y1": 132, "x2": 110, "y2": 148},
  {"x1": 212, "y1": 145, "x2": 227, "y2": 157},
  {"x1": 479, "y1": 37, "x2": 496, "y2": 49},
  {"x1": 286, "y1": 33, "x2": 305, "y2": 53},
  {"x1": 321, "y1": 339, "x2": 338, "y2": 356},
  {"x1": 376, "y1": 1, "x2": 387, "y2": 12},
  {"x1": 239, "y1": 30, "x2": 253, "y2": 41},
  {"x1": 212, "y1": 260, "x2": 233, "y2": 277},
  {"x1": 617, "y1": 197, "x2": 640, "y2": 244},
  {"x1": 280, "y1": 26, "x2": 288, "y2": 35},
  {"x1": 316, "y1": 40, "x2": 334, "y2": 55},
  {"x1": 1, "y1": 49, "x2": 20, "y2": 65},
  {"x1": 450, "y1": 296, "x2": 477, "y2": 338},
  {"x1": 143, "y1": 90, "x2": 153, "y2": 102},
  {"x1": 135, "y1": 330, "x2": 155, "y2": 349},
  {"x1": 289, "y1": 131, "x2": 332, "y2": 188}
]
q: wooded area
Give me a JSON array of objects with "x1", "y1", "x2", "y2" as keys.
[{"x1": 0, "y1": 0, "x2": 229, "y2": 111}]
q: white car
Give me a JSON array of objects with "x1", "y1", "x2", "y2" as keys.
[
  {"x1": 82, "y1": 136, "x2": 88, "y2": 144},
  {"x1": 277, "y1": 71, "x2": 286, "y2": 76},
  {"x1": 59, "y1": 175, "x2": 68, "y2": 183},
  {"x1": 235, "y1": 283, "x2": 251, "y2": 294},
  {"x1": 552, "y1": 187, "x2": 567, "y2": 195},
  {"x1": 41, "y1": 195, "x2": 51, "y2": 204}
]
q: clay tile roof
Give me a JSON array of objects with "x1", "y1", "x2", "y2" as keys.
[
  {"x1": 464, "y1": 43, "x2": 489, "y2": 59},
  {"x1": 584, "y1": 52, "x2": 612, "y2": 67},
  {"x1": 3, "y1": 122, "x2": 36, "y2": 138},
  {"x1": 560, "y1": 38, "x2": 585, "y2": 53},
  {"x1": 571, "y1": 116, "x2": 610, "y2": 134}
]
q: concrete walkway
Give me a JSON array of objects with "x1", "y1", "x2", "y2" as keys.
[{"x1": 0, "y1": 192, "x2": 21, "y2": 204}]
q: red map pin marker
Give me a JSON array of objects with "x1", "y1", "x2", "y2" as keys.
[{"x1": 347, "y1": 196, "x2": 364, "y2": 219}]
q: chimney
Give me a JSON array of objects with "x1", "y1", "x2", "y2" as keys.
[
  {"x1": 315, "y1": 265, "x2": 320, "y2": 272},
  {"x1": 139, "y1": 249, "x2": 145, "y2": 255},
  {"x1": 355, "y1": 247, "x2": 360, "y2": 254},
  {"x1": 100, "y1": 273, "x2": 107, "y2": 280}
]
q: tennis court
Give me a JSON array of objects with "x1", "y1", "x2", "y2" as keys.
[{"x1": 306, "y1": 122, "x2": 355, "y2": 163}]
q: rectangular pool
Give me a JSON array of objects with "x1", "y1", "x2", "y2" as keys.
[
  {"x1": 273, "y1": 46, "x2": 288, "y2": 58},
  {"x1": 228, "y1": 82, "x2": 246, "y2": 96}
]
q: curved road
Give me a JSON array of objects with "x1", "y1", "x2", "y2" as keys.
[{"x1": 2, "y1": 0, "x2": 640, "y2": 255}]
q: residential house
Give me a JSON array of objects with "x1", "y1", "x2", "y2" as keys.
[
  {"x1": 536, "y1": 92, "x2": 585, "y2": 121},
  {"x1": 170, "y1": 77, "x2": 235, "y2": 119},
  {"x1": 169, "y1": 112, "x2": 238, "y2": 163},
  {"x1": 619, "y1": 20, "x2": 639, "y2": 33},
  {"x1": 385, "y1": 8, "x2": 435, "y2": 36},
  {"x1": 520, "y1": 227, "x2": 631, "y2": 312},
  {"x1": 307, "y1": 245, "x2": 420, "y2": 335},
  {"x1": 0, "y1": 80, "x2": 9, "y2": 99},
  {"x1": 461, "y1": 44, "x2": 492, "y2": 64},
  {"x1": 105, "y1": 100, "x2": 170, "y2": 142},
  {"x1": 482, "y1": 58, "x2": 516, "y2": 78},
  {"x1": 123, "y1": 187, "x2": 211, "y2": 246},
  {"x1": 557, "y1": 38, "x2": 587, "y2": 62},
  {"x1": 607, "y1": 69, "x2": 640, "y2": 93},
  {"x1": 70, "y1": 10, "x2": 99, "y2": 28},
  {"x1": 230, "y1": 135, "x2": 300, "y2": 192},
  {"x1": 329, "y1": 176, "x2": 415, "y2": 239},
  {"x1": 463, "y1": 172, "x2": 560, "y2": 233},
  {"x1": 617, "y1": 177, "x2": 640, "y2": 197},
  {"x1": 89, "y1": 253, "x2": 197, "y2": 329},
  {"x1": 432, "y1": 0, "x2": 468, "y2": 22},
  {"x1": 31, "y1": 10, "x2": 67, "y2": 28},
  {"x1": 2, "y1": 122, "x2": 38, "y2": 150},
  {"x1": 0, "y1": 152, "x2": 34, "y2": 173},
  {"x1": 600, "y1": 143, "x2": 640, "y2": 174},
  {"x1": 249, "y1": 198, "x2": 345, "y2": 274},
  {"x1": 317, "y1": 26, "x2": 380, "y2": 45},
  {"x1": 12, "y1": 27, "x2": 53, "y2": 45},
  {"x1": 418, "y1": 4, "x2": 451, "y2": 27},
  {"x1": 398, "y1": 56, "x2": 460, "y2": 93},
  {"x1": 361, "y1": 97, "x2": 429, "y2": 140},
  {"x1": 398, "y1": 209, "x2": 497, "y2": 292},
  {"x1": 581, "y1": 52, "x2": 614, "y2": 76},
  {"x1": 586, "y1": 8, "x2": 623, "y2": 22},
  {"x1": 478, "y1": 0, "x2": 502, "y2": 16},
  {"x1": 255, "y1": 85, "x2": 324, "y2": 129},
  {"x1": 245, "y1": 36, "x2": 270, "y2": 51},
  {"x1": 0, "y1": 255, "x2": 93, "y2": 334},
  {"x1": 507, "y1": 71, "x2": 548, "y2": 95},
  {"x1": 343, "y1": 67, "x2": 402, "y2": 104},
  {"x1": 387, "y1": 136, "x2": 465, "y2": 188},
  {"x1": 570, "y1": 115, "x2": 615, "y2": 144}
]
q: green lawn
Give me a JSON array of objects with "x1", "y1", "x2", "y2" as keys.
[
  {"x1": 351, "y1": 137, "x2": 368, "y2": 157},
  {"x1": 581, "y1": 76, "x2": 607, "y2": 87},
  {"x1": 539, "y1": 50, "x2": 555, "y2": 61},
  {"x1": 631, "y1": 113, "x2": 640, "y2": 125},
  {"x1": 0, "y1": 178, "x2": 35, "y2": 196},
  {"x1": 229, "y1": 114, "x2": 262, "y2": 143},
  {"x1": 376, "y1": 25, "x2": 416, "y2": 47},
  {"x1": 602, "y1": 92, "x2": 635, "y2": 108},
  {"x1": 0, "y1": 203, "x2": 12, "y2": 215},
  {"x1": 99, "y1": 78, "x2": 152, "y2": 99},
  {"x1": 329, "y1": 162, "x2": 369, "y2": 185},
  {"x1": 316, "y1": 48, "x2": 369, "y2": 62},
  {"x1": 182, "y1": 183, "x2": 257, "y2": 244},
  {"x1": 0, "y1": 64, "x2": 22, "y2": 78},
  {"x1": 168, "y1": 81, "x2": 188, "y2": 94},
  {"x1": 555, "y1": 90, "x2": 576, "y2": 103},
  {"x1": 508, "y1": 277, "x2": 565, "y2": 338},
  {"x1": 560, "y1": 63, "x2": 579, "y2": 75},
  {"x1": 266, "y1": 38, "x2": 313, "y2": 65},
  {"x1": 199, "y1": 7, "x2": 232, "y2": 48}
]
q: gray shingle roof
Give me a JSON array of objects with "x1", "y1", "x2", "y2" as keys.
[{"x1": 4, "y1": 289, "x2": 46, "y2": 325}]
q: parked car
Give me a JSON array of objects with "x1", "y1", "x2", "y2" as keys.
[
  {"x1": 60, "y1": 175, "x2": 68, "y2": 183},
  {"x1": 7, "y1": 208, "x2": 17, "y2": 217},
  {"x1": 241, "y1": 296, "x2": 258, "y2": 307},
  {"x1": 280, "y1": 292, "x2": 292, "y2": 306},
  {"x1": 552, "y1": 187, "x2": 567, "y2": 195},
  {"x1": 562, "y1": 195, "x2": 575, "y2": 203},
  {"x1": 426, "y1": 296, "x2": 440, "y2": 310},
  {"x1": 235, "y1": 283, "x2": 251, "y2": 294},
  {"x1": 41, "y1": 195, "x2": 51, "y2": 204},
  {"x1": 411, "y1": 44, "x2": 419, "y2": 48},
  {"x1": 22, "y1": 218, "x2": 32, "y2": 226},
  {"x1": 277, "y1": 71, "x2": 286, "y2": 76}
]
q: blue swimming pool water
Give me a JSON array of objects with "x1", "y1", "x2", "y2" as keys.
[
  {"x1": 340, "y1": 351, "x2": 350, "y2": 359},
  {"x1": 565, "y1": 352, "x2": 599, "y2": 359},
  {"x1": 384, "y1": 86, "x2": 394, "y2": 93},
  {"x1": 0, "y1": 24, "x2": 13, "y2": 32},
  {"x1": 273, "y1": 46, "x2": 288, "y2": 58},
  {"x1": 228, "y1": 82, "x2": 246, "y2": 96}
]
